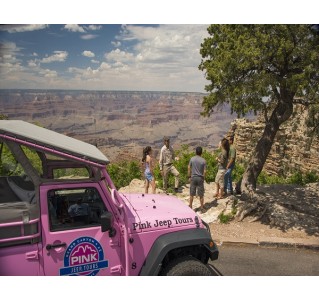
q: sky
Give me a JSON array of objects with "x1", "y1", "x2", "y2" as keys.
[
  {"x1": 1, "y1": 1, "x2": 315, "y2": 93},
  {"x1": 0, "y1": 24, "x2": 210, "y2": 92}
]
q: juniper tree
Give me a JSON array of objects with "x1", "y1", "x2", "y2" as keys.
[{"x1": 199, "y1": 24, "x2": 319, "y2": 194}]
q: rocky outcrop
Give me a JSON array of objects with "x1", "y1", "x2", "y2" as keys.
[{"x1": 229, "y1": 105, "x2": 319, "y2": 176}]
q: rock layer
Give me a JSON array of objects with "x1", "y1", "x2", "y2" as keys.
[{"x1": 229, "y1": 105, "x2": 319, "y2": 176}]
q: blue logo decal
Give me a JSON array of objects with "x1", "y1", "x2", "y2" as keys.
[{"x1": 60, "y1": 237, "x2": 108, "y2": 276}]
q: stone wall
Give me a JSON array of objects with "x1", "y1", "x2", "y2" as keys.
[{"x1": 229, "y1": 105, "x2": 319, "y2": 177}]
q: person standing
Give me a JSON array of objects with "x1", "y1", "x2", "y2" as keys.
[
  {"x1": 214, "y1": 138, "x2": 230, "y2": 199},
  {"x1": 159, "y1": 137, "x2": 180, "y2": 193},
  {"x1": 142, "y1": 146, "x2": 156, "y2": 194},
  {"x1": 188, "y1": 146, "x2": 207, "y2": 213},
  {"x1": 224, "y1": 135, "x2": 236, "y2": 195}
]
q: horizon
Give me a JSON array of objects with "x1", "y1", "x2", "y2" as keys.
[{"x1": 0, "y1": 88, "x2": 208, "y2": 94}]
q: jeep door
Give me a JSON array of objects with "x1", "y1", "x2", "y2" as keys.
[{"x1": 40, "y1": 184, "x2": 123, "y2": 276}]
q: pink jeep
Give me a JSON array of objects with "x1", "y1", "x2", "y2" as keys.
[{"x1": 0, "y1": 120, "x2": 218, "y2": 276}]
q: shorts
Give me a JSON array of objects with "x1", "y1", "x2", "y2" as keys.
[
  {"x1": 190, "y1": 176, "x2": 204, "y2": 197},
  {"x1": 145, "y1": 171, "x2": 154, "y2": 182},
  {"x1": 215, "y1": 169, "x2": 226, "y2": 186}
]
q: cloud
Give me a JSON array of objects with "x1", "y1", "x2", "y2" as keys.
[
  {"x1": 40, "y1": 69, "x2": 58, "y2": 78},
  {"x1": 1, "y1": 24, "x2": 210, "y2": 92},
  {"x1": 63, "y1": 24, "x2": 86, "y2": 33},
  {"x1": 81, "y1": 34, "x2": 98, "y2": 40},
  {"x1": 0, "y1": 42, "x2": 23, "y2": 73},
  {"x1": 84, "y1": 25, "x2": 102, "y2": 31},
  {"x1": 0, "y1": 25, "x2": 48, "y2": 33},
  {"x1": 28, "y1": 60, "x2": 38, "y2": 67},
  {"x1": 63, "y1": 25, "x2": 100, "y2": 39},
  {"x1": 105, "y1": 49, "x2": 134, "y2": 63},
  {"x1": 82, "y1": 50, "x2": 95, "y2": 58},
  {"x1": 49, "y1": 25, "x2": 209, "y2": 91},
  {"x1": 111, "y1": 41, "x2": 121, "y2": 47},
  {"x1": 41, "y1": 51, "x2": 68, "y2": 63}
]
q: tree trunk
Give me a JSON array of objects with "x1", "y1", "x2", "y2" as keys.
[{"x1": 240, "y1": 98, "x2": 294, "y2": 195}]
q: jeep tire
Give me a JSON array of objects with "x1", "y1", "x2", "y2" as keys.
[{"x1": 160, "y1": 256, "x2": 212, "y2": 276}]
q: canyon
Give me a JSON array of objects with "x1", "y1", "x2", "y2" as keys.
[
  {"x1": 2, "y1": 89, "x2": 318, "y2": 177},
  {"x1": 0, "y1": 89, "x2": 235, "y2": 162}
]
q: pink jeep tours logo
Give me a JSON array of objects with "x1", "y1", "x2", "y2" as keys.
[{"x1": 60, "y1": 237, "x2": 108, "y2": 276}]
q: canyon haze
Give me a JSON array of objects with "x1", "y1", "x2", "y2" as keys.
[{"x1": 0, "y1": 90, "x2": 237, "y2": 162}]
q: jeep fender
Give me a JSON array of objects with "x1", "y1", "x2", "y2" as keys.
[{"x1": 139, "y1": 228, "x2": 218, "y2": 276}]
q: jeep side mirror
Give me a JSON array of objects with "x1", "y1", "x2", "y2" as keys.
[{"x1": 101, "y1": 211, "x2": 116, "y2": 237}]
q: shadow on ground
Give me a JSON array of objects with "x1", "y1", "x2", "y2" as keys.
[{"x1": 245, "y1": 183, "x2": 319, "y2": 237}]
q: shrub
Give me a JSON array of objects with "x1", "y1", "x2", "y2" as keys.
[
  {"x1": 107, "y1": 160, "x2": 142, "y2": 189},
  {"x1": 286, "y1": 171, "x2": 304, "y2": 185},
  {"x1": 218, "y1": 212, "x2": 233, "y2": 223},
  {"x1": 303, "y1": 171, "x2": 319, "y2": 184},
  {"x1": 257, "y1": 171, "x2": 286, "y2": 185}
]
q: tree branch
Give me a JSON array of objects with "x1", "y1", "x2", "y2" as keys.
[{"x1": 293, "y1": 97, "x2": 318, "y2": 106}]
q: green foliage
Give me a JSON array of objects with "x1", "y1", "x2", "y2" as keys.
[
  {"x1": 107, "y1": 160, "x2": 142, "y2": 189},
  {"x1": 199, "y1": 25, "x2": 319, "y2": 118},
  {"x1": 53, "y1": 168, "x2": 89, "y2": 179},
  {"x1": 218, "y1": 212, "x2": 233, "y2": 224},
  {"x1": 286, "y1": 171, "x2": 304, "y2": 185},
  {"x1": 304, "y1": 171, "x2": 319, "y2": 184},
  {"x1": 0, "y1": 142, "x2": 17, "y2": 175},
  {"x1": 257, "y1": 171, "x2": 286, "y2": 185},
  {"x1": 218, "y1": 199, "x2": 238, "y2": 224},
  {"x1": 21, "y1": 146, "x2": 43, "y2": 175},
  {"x1": 232, "y1": 163, "x2": 245, "y2": 183},
  {"x1": 257, "y1": 170, "x2": 319, "y2": 186},
  {"x1": 0, "y1": 143, "x2": 43, "y2": 176}
]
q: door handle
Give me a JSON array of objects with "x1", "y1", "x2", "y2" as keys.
[{"x1": 46, "y1": 242, "x2": 67, "y2": 251}]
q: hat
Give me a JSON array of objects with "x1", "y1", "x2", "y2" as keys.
[{"x1": 163, "y1": 136, "x2": 170, "y2": 141}]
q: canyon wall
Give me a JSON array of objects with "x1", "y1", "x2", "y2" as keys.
[{"x1": 230, "y1": 105, "x2": 319, "y2": 176}]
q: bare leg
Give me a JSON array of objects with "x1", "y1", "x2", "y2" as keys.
[
  {"x1": 145, "y1": 180, "x2": 149, "y2": 194},
  {"x1": 151, "y1": 179, "x2": 156, "y2": 194},
  {"x1": 214, "y1": 183, "x2": 220, "y2": 197},
  {"x1": 199, "y1": 196, "x2": 204, "y2": 210},
  {"x1": 189, "y1": 195, "x2": 194, "y2": 209}
]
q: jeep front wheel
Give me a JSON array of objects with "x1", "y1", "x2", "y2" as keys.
[{"x1": 160, "y1": 256, "x2": 212, "y2": 276}]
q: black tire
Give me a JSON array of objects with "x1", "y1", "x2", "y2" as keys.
[{"x1": 160, "y1": 256, "x2": 212, "y2": 276}]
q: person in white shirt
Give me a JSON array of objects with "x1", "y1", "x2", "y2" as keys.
[{"x1": 159, "y1": 137, "x2": 180, "y2": 193}]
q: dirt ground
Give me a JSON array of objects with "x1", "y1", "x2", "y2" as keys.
[
  {"x1": 209, "y1": 218, "x2": 314, "y2": 241},
  {"x1": 206, "y1": 182, "x2": 319, "y2": 243}
]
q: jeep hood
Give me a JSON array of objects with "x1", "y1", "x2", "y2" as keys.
[{"x1": 120, "y1": 193, "x2": 203, "y2": 233}]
